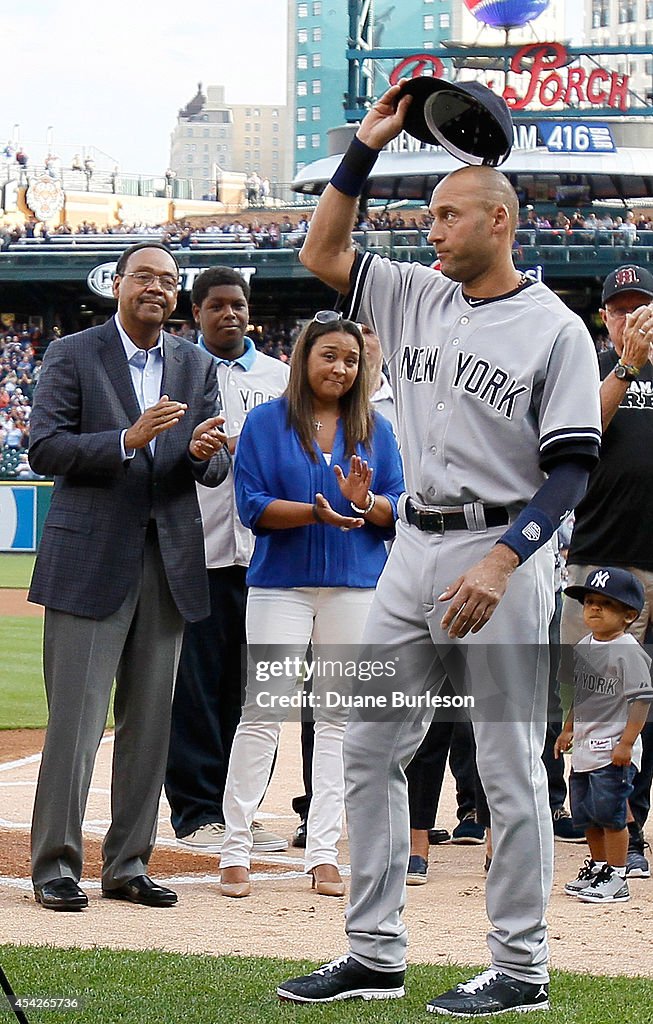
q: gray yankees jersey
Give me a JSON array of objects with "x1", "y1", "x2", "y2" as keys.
[
  {"x1": 344, "y1": 253, "x2": 601, "y2": 510},
  {"x1": 572, "y1": 633, "x2": 653, "y2": 772},
  {"x1": 197, "y1": 346, "x2": 289, "y2": 568}
]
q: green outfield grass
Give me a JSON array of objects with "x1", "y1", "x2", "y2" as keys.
[
  {"x1": 0, "y1": 553, "x2": 36, "y2": 589},
  {"x1": 0, "y1": 617, "x2": 116, "y2": 731},
  {"x1": 0, "y1": 617, "x2": 46, "y2": 728},
  {"x1": 0, "y1": 947, "x2": 647, "y2": 1024}
]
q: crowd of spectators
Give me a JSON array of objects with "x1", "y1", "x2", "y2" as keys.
[
  {"x1": 0, "y1": 217, "x2": 313, "y2": 250},
  {"x1": 0, "y1": 209, "x2": 433, "y2": 252},
  {"x1": 0, "y1": 324, "x2": 44, "y2": 477},
  {"x1": 518, "y1": 207, "x2": 653, "y2": 247},
  {"x1": 3, "y1": 205, "x2": 653, "y2": 254}
]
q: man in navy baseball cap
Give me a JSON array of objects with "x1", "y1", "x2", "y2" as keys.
[
  {"x1": 565, "y1": 566, "x2": 645, "y2": 615},
  {"x1": 601, "y1": 265, "x2": 653, "y2": 306}
]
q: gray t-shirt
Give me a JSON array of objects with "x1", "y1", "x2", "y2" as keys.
[{"x1": 572, "y1": 632, "x2": 653, "y2": 772}]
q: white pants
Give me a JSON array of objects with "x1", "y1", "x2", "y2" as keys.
[{"x1": 221, "y1": 586, "x2": 375, "y2": 872}]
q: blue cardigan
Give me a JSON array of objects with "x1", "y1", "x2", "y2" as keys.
[{"x1": 234, "y1": 397, "x2": 405, "y2": 588}]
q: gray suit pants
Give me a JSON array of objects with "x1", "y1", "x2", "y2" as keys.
[
  {"x1": 31, "y1": 524, "x2": 184, "y2": 889},
  {"x1": 344, "y1": 520, "x2": 554, "y2": 984}
]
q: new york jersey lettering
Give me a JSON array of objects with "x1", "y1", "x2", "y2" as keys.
[
  {"x1": 399, "y1": 345, "x2": 439, "y2": 383},
  {"x1": 452, "y1": 351, "x2": 529, "y2": 419}
]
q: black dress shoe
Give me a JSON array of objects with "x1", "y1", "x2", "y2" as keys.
[
  {"x1": 34, "y1": 877, "x2": 88, "y2": 911},
  {"x1": 102, "y1": 874, "x2": 177, "y2": 907},
  {"x1": 291, "y1": 820, "x2": 307, "y2": 849}
]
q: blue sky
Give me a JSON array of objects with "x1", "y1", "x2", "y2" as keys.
[{"x1": 4, "y1": 0, "x2": 288, "y2": 174}]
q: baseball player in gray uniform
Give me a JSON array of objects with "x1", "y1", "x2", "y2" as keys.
[{"x1": 278, "y1": 83, "x2": 601, "y2": 1016}]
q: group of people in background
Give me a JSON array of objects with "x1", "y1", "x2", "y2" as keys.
[
  {"x1": 6, "y1": 200, "x2": 653, "y2": 256},
  {"x1": 6, "y1": 87, "x2": 653, "y2": 1016},
  {"x1": 0, "y1": 325, "x2": 41, "y2": 458}
]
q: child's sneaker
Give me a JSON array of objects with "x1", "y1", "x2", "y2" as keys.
[
  {"x1": 564, "y1": 857, "x2": 599, "y2": 896},
  {"x1": 577, "y1": 864, "x2": 630, "y2": 903}
]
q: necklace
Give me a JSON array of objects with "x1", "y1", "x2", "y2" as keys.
[
  {"x1": 464, "y1": 273, "x2": 532, "y2": 307},
  {"x1": 313, "y1": 420, "x2": 323, "y2": 431}
]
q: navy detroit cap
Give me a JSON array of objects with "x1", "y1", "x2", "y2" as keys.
[
  {"x1": 602, "y1": 265, "x2": 653, "y2": 305},
  {"x1": 565, "y1": 566, "x2": 645, "y2": 615},
  {"x1": 396, "y1": 77, "x2": 513, "y2": 167}
]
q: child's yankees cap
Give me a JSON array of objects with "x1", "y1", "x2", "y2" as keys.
[
  {"x1": 565, "y1": 566, "x2": 645, "y2": 614},
  {"x1": 601, "y1": 265, "x2": 653, "y2": 305}
]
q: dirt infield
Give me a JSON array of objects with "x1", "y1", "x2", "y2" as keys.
[
  {"x1": 2, "y1": 724, "x2": 653, "y2": 976},
  {"x1": 0, "y1": 588, "x2": 42, "y2": 617},
  {"x1": 1, "y1": 587, "x2": 652, "y2": 975}
]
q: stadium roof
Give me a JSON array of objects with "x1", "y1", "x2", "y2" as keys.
[{"x1": 292, "y1": 147, "x2": 653, "y2": 204}]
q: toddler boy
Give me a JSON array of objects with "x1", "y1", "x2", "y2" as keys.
[{"x1": 555, "y1": 567, "x2": 653, "y2": 903}]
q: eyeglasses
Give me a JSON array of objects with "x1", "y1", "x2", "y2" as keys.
[
  {"x1": 313, "y1": 310, "x2": 343, "y2": 324},
  {"x1": 603, "y1": 306, "x2": 647, "y2": 320},
  {"x1": 119, "y1": 271, "x2": 179, "y2": 292}
]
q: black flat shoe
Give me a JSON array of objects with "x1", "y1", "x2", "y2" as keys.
[
  {"x1": 101, "y1": 874, "x2": 177, "y2": 907},
  {"x1": 34, "y1": 877, "x2": 88, "y2": 911}
]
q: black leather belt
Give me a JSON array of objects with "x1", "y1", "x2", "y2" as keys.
[{"x1": 405, "y1": 498, "x2": 509, "y2": 534}]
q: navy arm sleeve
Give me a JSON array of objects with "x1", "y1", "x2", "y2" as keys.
[{"x1": 498, "y1": 458, "x2": 590, "y2": 565}]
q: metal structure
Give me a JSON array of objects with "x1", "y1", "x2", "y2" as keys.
[
  {"x1": 346, "y1": 0, "x2": 375, "y2": 120},
  {"x1": 343, "y1": 0, "x2": 653, "y2": 123},
  {"x1": 345, "y1": 43, "x2": 653, "y2": 122}
]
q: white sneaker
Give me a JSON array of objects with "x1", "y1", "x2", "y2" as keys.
[
  {"x1": 577, "y1": 864, "x2": 630, "y2": 903},
  {"x1": 177, "y1": 822, "x2": 226, "y2": 852},
  {"x1": 251, "y1": 820, "x2": 288, "y2": 852}
]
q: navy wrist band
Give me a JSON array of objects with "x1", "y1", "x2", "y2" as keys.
[
  {"x1": 498, "y1": 507, "x2": 555, "y2": 565},
  {"x1": 330, "y1": 136, "x2": 380, "y2": 197}
]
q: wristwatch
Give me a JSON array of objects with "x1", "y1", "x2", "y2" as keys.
[{"x1": 614, "y1": 359, "x2": 640, "y2": 381}]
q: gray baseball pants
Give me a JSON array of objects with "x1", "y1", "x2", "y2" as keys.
[{"x1": 344, "y1": 519, "x2": 554, "y2": 984}]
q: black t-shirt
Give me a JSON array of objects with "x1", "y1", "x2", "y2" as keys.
[{"x1": 568, "y1": 348, "x2": 653, "y2": 570}]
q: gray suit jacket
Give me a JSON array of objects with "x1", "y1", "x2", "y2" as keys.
[{"x1": 28, "y1": 318, "x2": 230, "y2": 621}]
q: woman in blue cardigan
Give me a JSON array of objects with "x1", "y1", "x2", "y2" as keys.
[{"x1": 220, "y1": 313, "x2": 404, "y2": 898}]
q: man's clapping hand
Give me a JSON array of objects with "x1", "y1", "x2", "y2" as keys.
[
  {"x1": 124, "y1": 395, "x2": 187, "y2": 450},
  {"x1": 189, "y1": 416, "x2": 228, "y2": 461}
]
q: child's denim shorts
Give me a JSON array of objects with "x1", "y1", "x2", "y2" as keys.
[{"x1": 570, "y1": 763, "x2": 636, "y2": 831}]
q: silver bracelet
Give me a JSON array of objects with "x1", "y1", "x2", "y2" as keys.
[{"x1": 351, "y1": 491, "x2": 375, "y2": 515}]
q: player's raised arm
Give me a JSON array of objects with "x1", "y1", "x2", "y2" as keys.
[{"x1": 300, "y1": 82, "x2": 412, "y2": 295}]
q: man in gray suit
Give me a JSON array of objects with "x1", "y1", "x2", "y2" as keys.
[{"x1": 28, "y1": 242, "x2": 230, "y2": 911}]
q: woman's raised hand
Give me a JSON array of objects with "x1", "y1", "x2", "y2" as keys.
[{"x1": 333, "y1": 455, "x2": 373, "y2": 507}]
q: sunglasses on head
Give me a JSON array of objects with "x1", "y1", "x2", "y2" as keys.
[{"x1": 312, "y1": 310, "x2": 343, "y2": 324}]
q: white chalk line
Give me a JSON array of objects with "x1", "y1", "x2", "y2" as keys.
[
  {"x1": 0, "y1": 735, "x2": 114, "y2": 774},
  {"x1": 1, "y1": 865, "x2": 350, "y2": 892}
]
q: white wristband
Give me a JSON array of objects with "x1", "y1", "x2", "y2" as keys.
[{"x1": 351, "y1": 491, "x2": 375, "y2": 515}]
